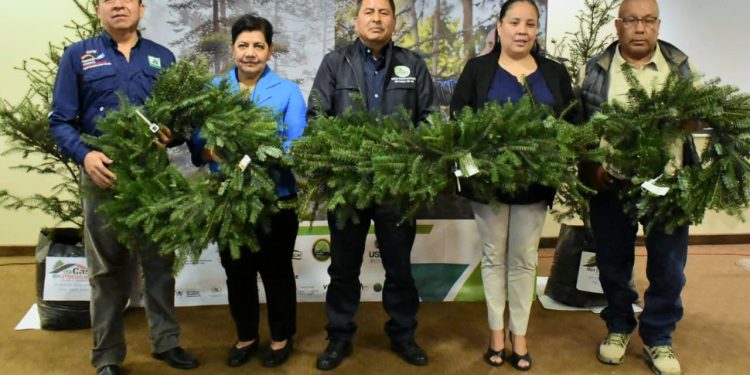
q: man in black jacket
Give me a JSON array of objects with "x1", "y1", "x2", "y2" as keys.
[{"x1": 307, "y1": 0, "x2": 435, "y2": 370}]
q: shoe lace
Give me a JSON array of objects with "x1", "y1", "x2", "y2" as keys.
[
  {"x1": 650, "y1": 346, "x2": 676, "y2": 360},
  {"x1": 604, "y1": 333, "x2": 629, "y2": 348}
]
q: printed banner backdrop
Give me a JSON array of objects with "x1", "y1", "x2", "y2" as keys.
[
  {"x1": 126, "y1": 1, "x2": 549, "y2": 304},
  {"x1": 167, "y1": 219, "x2": 484, "y2": 305}
]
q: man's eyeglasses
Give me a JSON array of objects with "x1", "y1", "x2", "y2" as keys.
[{"x1": 617, "y1": 16, "x2": 659, "y2": 28}]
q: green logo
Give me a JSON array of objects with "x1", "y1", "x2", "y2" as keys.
[
  {"x1": 373, "y1": 283, "x2": 383, "y2": 292},
  {"x1": 148, "y1": 55, "x2": 162, "y2": 69},
  {"x1": 394, "y1": 65, "x2": 410, "y2": 78},
  {"x1": 584, "y1": 255, "x2": 597, "y2": 267},
  {"x1": 312, "y1": 239, "x2": 331, "y2": 262}
]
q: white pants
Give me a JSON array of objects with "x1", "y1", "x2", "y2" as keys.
[{"x1": 471, "y1": 200, "x2": 547, "y2": 335}]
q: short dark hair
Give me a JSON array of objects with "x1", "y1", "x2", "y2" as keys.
[
  {"x1": 231, "y1": 14, "x2": 273, "y2": 45},
  {"x1": 356, "y1": 0, "x2": 396, "y2": 14},
  {"x1": 492, "y1": 0, "x2": 541, "y2": 55}
]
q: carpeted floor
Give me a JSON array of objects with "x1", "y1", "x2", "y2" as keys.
[{"x1": 1, "y1": 245, "x2": 749, "y2": 374}]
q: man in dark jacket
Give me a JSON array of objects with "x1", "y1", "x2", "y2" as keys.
[
  {"x1": 307, "y1": 0, "x2": 435, "y2": 370},
  {"x1": 579, "y1": 1, "x2": 697, "y2": 374}
]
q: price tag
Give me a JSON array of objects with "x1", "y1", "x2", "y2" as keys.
[
  {"x1": 641, "y1": 174, "x2": 670, "y2": 196},
  {"x1": 135, "y1": 110, "x2": 160, "y2": 134},
  {"x1": 458, "y1": 153, "x2": 480, "y2": 177},
  {"x1": 238, "y1": 155, "x2": 252, "y2": 172}
]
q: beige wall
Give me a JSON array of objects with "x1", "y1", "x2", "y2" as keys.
[
  {"x1": 1, "y1": 1, "x2": 748, "y2": 245},
  {"x1": 1, "y1": 3, "x2": 84, "y2": 245}
]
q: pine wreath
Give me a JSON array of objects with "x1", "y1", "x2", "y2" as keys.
[
  {"x1": 592, "y1": 65, "x2": 750, "y2": 233},
  {"x1": 294, "y1": 96, "x2": 596, "y2": 226},
  {"x1": 84, "y1": 57, "x2": 283, "y2": 269}
]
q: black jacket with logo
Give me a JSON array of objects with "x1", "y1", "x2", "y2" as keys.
[{"x1": 307, "y1": 39, "x2": 436, "y2": 125}]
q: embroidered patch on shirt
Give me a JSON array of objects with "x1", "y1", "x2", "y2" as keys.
[
  {"x1": 391, "y1": 65, "x2": 416, "y2": 84},
  {"x1": 394, "y1": 65, "x2": 411, "y2": 78},
  {"x1": 81, "y1": 50, "x2": 112, "y2": 71},
  {"x1": 148, "y1": 55, "x2": 162, "y2": 69}
]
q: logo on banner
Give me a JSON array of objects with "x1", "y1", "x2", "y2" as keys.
[
  {"x1": 81, "y1": 50, "x2": 112, "y2": 71},
  {"x1": 312, "y1": 239, "x2": 331, "y2": 262},
  {"x1": 373, "y1": 283, "x2": 383, "y2": 292},
  {"x1": 292, "y1": 249, "x2": 302, "y2": 261}
]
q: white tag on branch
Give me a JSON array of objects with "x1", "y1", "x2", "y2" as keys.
[
  {"x1": 238, "y1": 155, "x2": 252, "y2": 172},
  {"x1": 135, "y1": 110, "x2": 160, "y2": 134},
  {"x1": 641, "y1": 174, "x2": 670, "y2": 196},
  {"x1": 458, "y1": 153, "x2": 480, "y2": 177},
  {"x1": 453, "y1": 162, "x2": 462, "y2": 192}
]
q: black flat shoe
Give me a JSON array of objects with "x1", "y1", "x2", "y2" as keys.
[
  {"x1": 227, "y1": 340, "x2": 258, "y2": 367},
  {"x1": 262, "y1": 337, "x2": 294, "y2": 367},
  {"x1": 316, "y1": 339, "x2": 352, "y2": 371},
  {"x1": 484, "y1": 346, "x2": 506, "y2": 367},
  {"x1": 391, "y1": 338, "x2": 428, "y2": 366},
  {"x1": 152, "y1": 346, "x2": 199, "y2": 369}
]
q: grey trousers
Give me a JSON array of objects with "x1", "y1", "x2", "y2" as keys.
[
  {"x1": 82, "y1": 173, "x2": 180, "y2": 369},
  {"x1": 471, "y1": 201, "x2": 546, "y2": 335}
]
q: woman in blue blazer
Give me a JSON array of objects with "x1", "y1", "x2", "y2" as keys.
[{"x1": 188, "y1": 14, "x2": 306, "y2": 368}]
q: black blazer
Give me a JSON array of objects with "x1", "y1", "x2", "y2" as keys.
[{"x1": 449, "y1": 50, "x2": 580, "y2": 205}]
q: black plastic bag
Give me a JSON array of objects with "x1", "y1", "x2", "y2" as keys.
[
  {"x1": 545, "y1": 224, "x2": 607, "y2": 308},
  {"x1": 35, "y1": 228, "x2": 91, "y2": 330}
]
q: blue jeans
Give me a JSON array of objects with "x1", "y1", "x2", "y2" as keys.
[{"x1": 589, "y1": 185, "x2": 688, "y2": 346}]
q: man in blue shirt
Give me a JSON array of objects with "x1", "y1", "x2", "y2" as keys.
[{"x1": 48, "y1": 1, "x2": 198, "y2": 374}]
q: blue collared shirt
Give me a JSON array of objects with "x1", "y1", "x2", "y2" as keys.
[
  {"x1": 49, "y1": 31, "x2": 176, "y2": 165},
  {"x1": 188, "y1": 66, "x2": 307, "y2": 198},
  {"x1": 358, "y1": 40, "x2": 390, "y2": 113}
]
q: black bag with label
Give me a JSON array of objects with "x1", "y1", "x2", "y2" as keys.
[
  {"x1": 545, "y1": 224, "x2": 607, "y2": 308},
  {"x1": 35, "y1": 228, "x2": 91, "y2": 330}
]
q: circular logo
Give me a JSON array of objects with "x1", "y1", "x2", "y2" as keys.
[
  {"x1": 373, "y1": 283, "x2": 383, "y2": 292},
  {"x1": 312, "y1": 238, "x2": 331, "y2": 262},
  {"x1": 394, "y1": 65, "x2": 411, "y2": 78}
]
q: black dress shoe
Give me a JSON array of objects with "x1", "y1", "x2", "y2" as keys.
[
  {"x1": 316, "y1": 339, "x2": 352, "y2": 371},
  {"x1": 96, "y1": 365, "x2": 120, "y2": 375},
  {"x1": 227, "y1": 340, "x2": 258, "y2": 367},
  {"x1": 152, "y1": 346, "x2": 200, "y2": 369},
  {"x1": 391, "y1": 339, "x2": 428, "y2": 366},
  {"x1": 262, "y1": 337, "x2": 293, "y2": 367}
]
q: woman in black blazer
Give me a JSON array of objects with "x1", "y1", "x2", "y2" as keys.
[{"x1": 449, "y1": 0, "x2": 578, "y2": 371}]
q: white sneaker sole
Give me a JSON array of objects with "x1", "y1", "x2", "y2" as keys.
[
  {"x1": 643, "y1": 348, "x2": 681, "y2": 375},
  {"x1": 597, "y1": 350, "x2": 625, "y2": 365}
]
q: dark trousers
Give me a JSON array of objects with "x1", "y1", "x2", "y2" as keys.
[
  {"x1": 325, "y1": 204, "x2": 419, "y2": 342},
  {"x1": 82, "y1": 173, "x2": 180, "y2": 369},
  {"x1": 219, "y1": 208, "x2": 299, "y2": 342},
  {"x1": 589, "y1": 185, "x2": 688, "y2": 346}
]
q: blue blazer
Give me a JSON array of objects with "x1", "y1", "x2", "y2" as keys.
[{"x1": 188, "y1": 66, "x2": 307, "y2": 198}]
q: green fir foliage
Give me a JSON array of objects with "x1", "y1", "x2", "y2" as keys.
[
  {"x1": 592, "y1": 65, "x2": 750, "y2": 233},
  {"x1": 294, "y1": 96, "x2": 597, "y2": 227},
  {"x1": 0, "y1": 0, "x2": 101, "y2": 230},
  {"x1": 85, "y1": 57, "x2": 282, "y2": 271}
]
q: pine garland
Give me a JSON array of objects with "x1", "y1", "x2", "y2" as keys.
[
  {"x1": 84, "y1": 57, "x2": 282, "y2": 269},
  {"x1": 294, "y1": 96, "x2": 596, "y2": 226},
  {"x1": 592, "y1": 65, "x2": 750, "y2": 233}
]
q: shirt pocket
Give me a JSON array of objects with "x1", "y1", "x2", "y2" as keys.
[
  {"x1": 82, "y1": 66, "x2": 117, "y2": 97},
  {"x1": 139, "y1": 66, "x2": 161, "y2": 93},
  {"x1": 334, "y1": 84, "x2": 362, "y2": 109}
]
